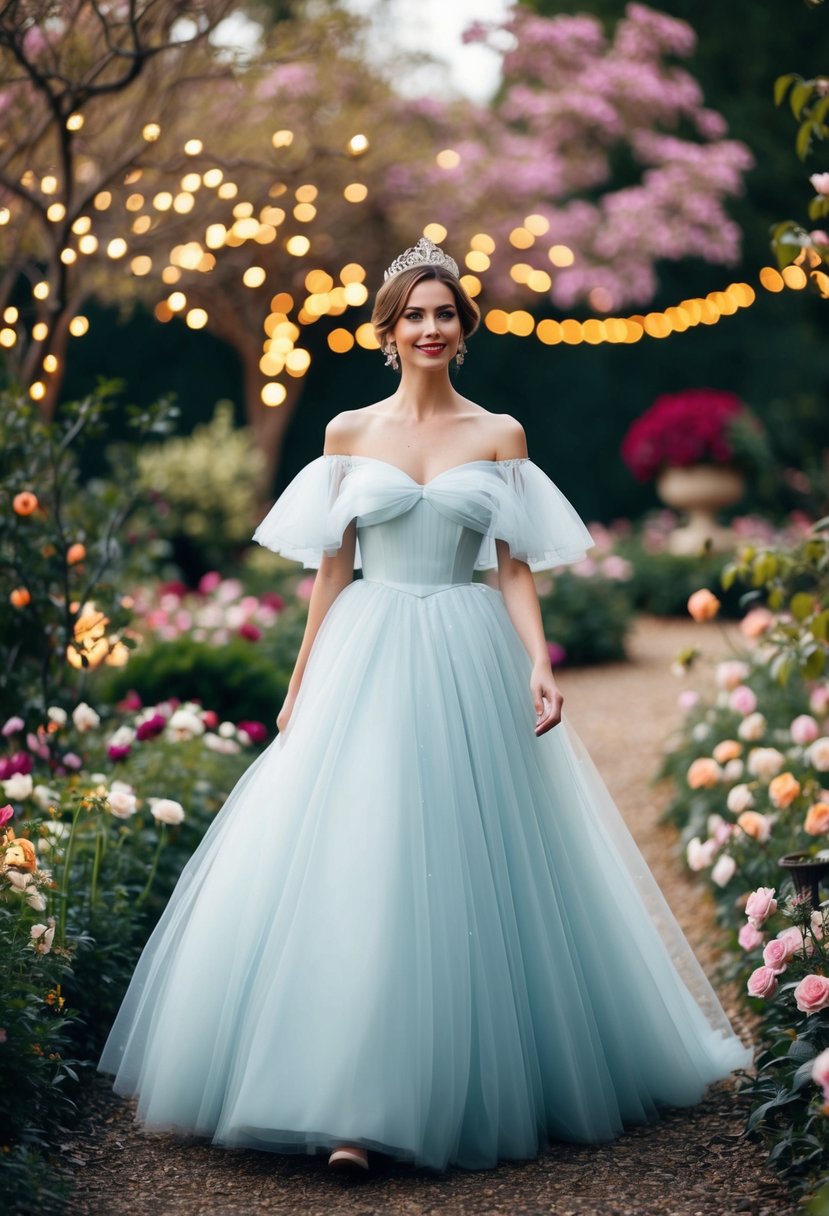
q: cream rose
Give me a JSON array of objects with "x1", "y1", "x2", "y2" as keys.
[
  {"x1": 711, "y1": 853, "x2": 736, "y2": 887},
  {"x1": 727, "y1": 783, "x2": 755, "y2": 814},
  {"x1": 149, "y1": 798, "x2": 185, "y2": 826},
  {"x1": 808, "y1": 737, "x2": 829, "y2": 772},
  {"x1": 738, "y1": 712, "x2": 767, "y2": 742},
  {"x1": 106, "y1": 787, "x2": 137, "y2": 819},
  {"x1": 3, "y1": 773, "x2": 33, "y2": 800},
  {"x1": 72, "y1": 701, "x2": 101, "y2": 732},
  {"x1": 746, "y1": 747, "x2": 785, "y2": 781}
]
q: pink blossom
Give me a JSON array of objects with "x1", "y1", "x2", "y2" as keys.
[
  {"x1": 62, "y1": 753, "x2": 82, "y2": 771},
  {"x1": 136, "y1": 713, "x2": 166, "y2": 742},
  {"x1": 677, "y1": 690, "x2": 700, "y2": 712},
  {"x1": 746, "y1": 966, "x2": 778, "y2": 998},
  {"x1": 745, "y1": 887, "x2": 777, "y2": 928},
  {"x1": 729, "y1": 685, "x2": 757, "y2": 716},
  {"x1": 810, "y1": 1047, "x2": 829, "y2": 1103},
  {"x1": 738, "y1": 922, "x2": 764, "y2": 950},
  {"x1": 810, "y1": 686, "x2": 829, "y2": 717},
  {"x1": 794, "y1": 974, "x2": 829, "y2": 1014},
  {"x1": 776, "y1": 926, "x2": 807, "y2": 958},
  {"x1": 711, "y1": 853, "x2": 736, "y2": 887},
  {"x1": 108, "y1": 744, "x2": 131, "y2": 762},
  {"x1": 1, "y1": 717, "x2": 24, "y2": 736},
  {"x1": 791, "y1": 714, "x2": 820, "y2": 745},
  {"x1": 810, "y1": 172, "x2": 829, "y2": 196},
  {"x1": 198, "y1": 571, "x2": 223, "y2": 594},
  {"x1": 239, "y1": 622, "x2": 262, "y2": 642},
  {"x1": 761, "y1": 938, "x2": 789, "y2": 975},
  {"x1": 740, "y1": 608, "x2": 774, "y2": 640},
  {"x1": 236, "y1": 720, "x2": 268, "y2": 744},
  {"x1": 0, "y1": 804, "x2": 13, "y2": 828},
  {"x1": 547, "y1": 641, "x2": 567, "y2": 667}
]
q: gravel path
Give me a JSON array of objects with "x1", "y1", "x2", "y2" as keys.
[{"x1": 59, "y1": 616, "x2": 796, "y2": 1216}]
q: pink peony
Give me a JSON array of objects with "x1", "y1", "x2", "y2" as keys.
[
  {"x1": 729, "y1": 685, "x2": 757, "y2": 716},
  {"x1": 791, "y1": 714, "x2": 820, "y2": 745},
  {"x1": 809, "y1": 686, "x2": 829, "y2": 717},
  {"x1": 745, "y1": 886, "x2": 777, "y2": 927},
  {"x1": 761, "y1": 938, "x2": 789, "y2": 974},
  {"x1": 794, "y1": 974, "x2": 829, "y2": 1014},
  {"x1": 107, "y1": 744, "x2": 131, "y2": 762},
  {"x1": 738, "y1": 922, "x2": 764, "y2": 951},
  {"x1": 747, "y1": 966, "x2": 778, "y2": 998},
  {"x1": 198, "y1": 571, "x2": 223, "y2": 594}
]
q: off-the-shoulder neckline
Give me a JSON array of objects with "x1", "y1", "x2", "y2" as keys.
[{"x1": 323, "y1": 454, "x2": 529, "y2": 488}]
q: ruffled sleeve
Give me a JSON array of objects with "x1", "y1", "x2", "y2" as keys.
[
  {"x1": 252, "y1": 455, "x2": 359, "y2": 568},
  {"x1": 475, "y1": 459, "x2": 597, "y2": 572}
]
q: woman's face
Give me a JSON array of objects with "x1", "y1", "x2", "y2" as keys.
[{"x1": 390, "y1": 278, "x2": 462, "y2": 371}]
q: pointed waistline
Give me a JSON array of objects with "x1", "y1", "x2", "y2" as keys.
[{"x1": 360, "y1": 578, "x2": 487, "y2": 600}]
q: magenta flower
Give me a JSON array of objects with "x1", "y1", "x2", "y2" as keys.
[
  {"x1": 239, "y1": 622, "x2": 262, "y2": 642},
  {"x1": 237, "y1": 720, "x2": 268, "y2": 744},
  {"x1": 136, "y1": 713, "x2": 166, "y2": 741},
  {"x1": 0, "y1": 804, "x2": 14, "y2": 828},
  {"x1": 107, "y1": 744, "x2": 131, "y2": 762}
]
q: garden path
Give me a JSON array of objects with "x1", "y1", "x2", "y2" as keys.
[{"x1": 61, "y1": 615, "x2": 796, "y2": 1216}]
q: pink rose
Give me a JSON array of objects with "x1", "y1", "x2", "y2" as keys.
[
  {"x1": 738, "y1": 922, "x2": 764, "y2": 951},
  {"x1": 810, "y1": 172, "x2": 829, "y2": 196},
  {"x1": 729, "y1": 685, "x2": 757, "y2": 716},
  {"x1": 761, "y1": 938, "x2": 789, "y2": 974},
  {"x1": 0, "y1": 804, "x2": 13, "y2": 828},
  {"x1": 791, "y1": 714, "x2": 820, "y2": 745},
  {"x1": 809, "y1": 686, "x2": 829, "y2": 717},
  {"x1": 776, "y1": 926, "x2": 807, "y2": 958},
  {"x1": 794, "y1": 974, "x2": 829, "y2": 1014},
  {"x1": 747, "y1": 966, "x2": 778, "y2": 998},
  {"x1": 677, "y1": 689, "x2": 700, "y2": 712},
  {"x1": 740, "y1": 607, "x2": 773, "y2": 640},
  {"x1": 715, "y1": 661, "x2": 750, "y2": 691},
  {"x1": 745, "y1": 887, "x2": 778, "y2": 927}
]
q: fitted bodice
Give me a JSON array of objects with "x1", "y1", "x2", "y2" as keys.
[{"x1": 358, "y1": 500, "x2": 486, "y2": 596}]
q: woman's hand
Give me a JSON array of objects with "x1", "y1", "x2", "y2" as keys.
[
  {"x1": 531, "y1": 661, "x2": 563, "y2": 737},
  {"x1": 276, "y1": 686, "x2": 298, "y2": 734}
]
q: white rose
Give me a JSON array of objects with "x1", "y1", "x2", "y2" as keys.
[
  {"x1": 808, "y1": 737, "x2": 829, "y2": 772},
  {"x1": 47, "y1": 706, "x2": 67, "y2": 726},
  {"x1": 686, "y1": 837, "x2": 716, "y2": 871},
  {"x1": 30, "y1": 919, "x2": 55, "y2": 953},
  {"x1": 727, "y1": 783, "x2": 755, "y2": 814},
  {"x1": 691, "y1": 723, "x2": 711, "y2": 742},
  {"x1": 37, "y1": 820, "x2": 69, "y2": 853},
  {"x1": 107, "y1": 725, "x2": 135, "y2": 748},
  {"x1": 711, "y1": 853, "x2": 737, "y2": 887},
  {"x1": 72, "y1": 702, "x2": 101, "y2": 732},
  {"x1": 204, "y1": 732, "x2": 240, "y2": 755},
  {"x1": 149, "y1": 798, "x2": 185, "y2": 826},
  {"x1": 167, "y1": 709, "x2": 205, "y2": 740},
  {"x1": 3, "y1": 773, "x2": 33, "y2": 800},
  {"x1": 106, "y1": 788, "x2": 137, "y2": 819},
  {"x1": 218, "y1": 721, "x2": 236, "y2": 739},
  {"x1": 109, "y1": 779, "x2": 134, "y2": 796},
  {"x1": 738, "y1": 712, "x2": 767, "y2": 742},
  {"x1": 32, "y1": 784, "x2": 60, "y2": 812},
  {"x1": 746, "y1": 747, "x2": 786, "y2": 781},
  {"x1": 26, "y1": 886, "x2": 47, "y2": 912},
  {"x1": 722, "y1": 759, "x2": 745, "y2": 783}
]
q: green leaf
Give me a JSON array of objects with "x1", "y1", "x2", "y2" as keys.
[
  {"x1": 791, "y1": 591, "x2": 815, "y2": 621},
  {"x1": 797, "y1": 120, "x2": 815, "y2": 161},
  {"x1": 775, "y1": 73, "x2": 800, "y2": 107},
  {"x1": 791, "y1": 81, "x2": 816, "y2": 120},
  {"x1": 720, "y1": 563, "x2": 738, "y2": 591},
  {"x1": 812, "y1": 611, "x2": 829, "y2": 641},
  {"x1": 804, "y1": 649, "x2": 826, "y2": 679}
]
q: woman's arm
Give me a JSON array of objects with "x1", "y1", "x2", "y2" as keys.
[
  {"x1": 276, "y1": 416, "x2": 358, "y2": 732},
  {"x1": 496, "y1": 541, "x2": 563, "y2": 737},
  {"x1": 493, "y1": 413, "x2": 562, "y2": 737}
]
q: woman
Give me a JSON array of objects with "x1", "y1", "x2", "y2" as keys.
[{"x1": 99, "y1": 238, "x2": 751, "y2": 1176}]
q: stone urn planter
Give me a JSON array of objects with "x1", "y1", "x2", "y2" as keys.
[
  {"x1": 655, "y1": 464, "x2": 746, "y2": 556},
  {"x1": 778, "y1": 851, "x2": 829, "y2": 911}
]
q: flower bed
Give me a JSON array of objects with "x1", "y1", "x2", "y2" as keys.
[{"x1": 659, "y1": 521, "x2": 829, "y2": 1199}]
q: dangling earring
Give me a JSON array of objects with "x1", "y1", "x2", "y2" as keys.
[
  {"x1": 455, "y1": 339, "x2": 467, "y2": 367},
  {"x1": 383, "y1": 341, "x2": 399, "y2": 372}
]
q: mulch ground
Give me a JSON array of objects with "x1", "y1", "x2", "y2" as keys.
[{"x1": 57, "y1": 615, "x2": 799, "y2": 1216}]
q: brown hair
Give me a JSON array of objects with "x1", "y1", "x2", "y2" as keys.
[{"x1": 371, "y1": 264, "x2": 480, "y2": 349}]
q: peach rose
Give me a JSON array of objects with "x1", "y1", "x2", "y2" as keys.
[
  {"x1": 687, "y1": 757, "x2": 722, "y2": 789},
  {"x1": 66, "y1": 542, "x2": 86, "y2": 565},
  {"x1": 740, "y1": 607, "x2": 774, "y2": 639},
  {"x1": 747, "y1": 966, "x2": 778, "y2": 998},
  {"x1": 761, "y1": 938, "x2": 789, "y2": 975},
  {"x1": 768, "y1": 772, "x2": 801, "y2": 809},
  {"x1": 688, "y1": 589, "x2": 720, "y2": 622},
  {"x1": 12, "y1": 491, "x2": 38, "y2": 516},
  {"x1": 805, "y1": 802, "x2": 829, "y2": 835},
  {"x1": 713, "y1": 739, "x2": 743, "y2": 764},
  {"x1": 737, "y1": 811, "x2": 772, "y2": 842},
  {"x1": 9, "y1": 587, "x2": 31, "y2": 608},
  {"x1": 716, "y1": 660, "x2": 750, "y2": 690},
  {"x1": 794, "y1": 974, "x2": 829, "y2": 1014},
  {"x1": 745, "y1": 886, "x2": 777, "y2": 927}
]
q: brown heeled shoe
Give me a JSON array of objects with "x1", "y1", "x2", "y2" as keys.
[{"x1": 328, "y1": 1144, "x2": 369, "y2": 1172}]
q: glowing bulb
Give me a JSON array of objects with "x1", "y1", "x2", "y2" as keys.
[
  {"x1": 339, "y1": 263, "x2": 366, "y2": 284},
  {"x1": 66, "y1": 113, "x2": 84, "y2": 131},
  {"x1": 509, "y1": 227, "x2": 534, "y2": 250},
  {"x1": 29, "y1": 381, "x2": 46, "y2": 401},
  {"x1": 524, "y1": 214, "x2": 550, "y2": 236},
  {"x1": 93, "y1": 191, "x2": 112, "y2": 210},
  {"x1": 262, "y1": 382, "x2": 288, "y2": 406},
  {"x1": 168, "y1": 292, "x2": 186, "y2": 312},
  {"x1": 0, "y1": 328, "x2": 16, "y2": 347},
  {"x1": 32, "y1": 322, "x2": 48, "y2": 340},
  {"x1": 343, "y1": 183, "x2": 368, "y2": 203},
  {"x1": 4, "y1": 306, "x2": 18, "y2": 322},
  {"x1": 347, "y1": 134, "x2": 369, "y2": 156},
  {"x1": 423, "y1": 223, "x2": 447, "y2": 243},
  {"x1": 41, "y1": 175, "x2": 58, "y2": 194},
  {"x1": 33, "y1": 281, "x2": 49, "y2": 300},
  {"x1": 60, "y1": 248, "x2": 77, "y2": 264},
  {"x1": 548, "y1": 245, "x2": 575, "y2": 268},
  {"x1": 294, "y1": 202, "x2": 317, "y2": 222},
  {"x1": 46, "y1": 202, "x2": 65, "y2": 222},
  {"x1": 78, "y1": 234, "x2": 98, "y2": 254},
  {"x1": 43, "y1": 354, "x2": 58, "y2": 373},
  {"x1": 72, "y1": 215, "x2": 91, "y2": 234},
  {"x1": 343, "y1": 282, "x2": 368, "y2": 307},
  {"x1": 69, "y1": 316, "x2": 89, "y2": 336},
  {"x1": 153, "y1": 192, "x2": 172, "y2": 211},
  {"x1": 184, "y1": 139, "x2": 203, "y2": 155},
  {"x1": 243, "y1": 266, "x2": 267, "y2": 288},
  {"x1": 286, "y1": 235, "x2": 310, "y2": 256},
  {"x1": 181, "y1": 172, "x2": 201, "y2": 193},
  {"x1": 272, "y1": 130, "x2": 294, "y2": 148},
  {"x1": 186, "y1": 309, "x2": 208, "y2": 329},
  {"x1": 355, "y1": 323, "x2": 379, "y2": 349},
  {"x1": 131, "y1": 256, "x2": 152, "y2": 276},
  {"x1": 465, "y1": 251, "x2": 490, "y2": 273},
  {"x1": 436, "y1": 149, "x2": 460, "y2": 170},
  {"x1": 470, "y1": 233, "x2": 495, "y2": 254},
  {"x1": 203, "y1": 168, "x2": 223, "y2": 187},
  {"x1": 107, "y1": 238, "x2": 127, "y2": 258},
  {"x1": 143, "y1": 123, "x2": 161, "y2": 142},
  {"x1": 328, "y1": 329, "x2": 355, "y2": 353}
]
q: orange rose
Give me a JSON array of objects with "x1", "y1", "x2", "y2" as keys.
[
  {"x1": 12, "y1": 491, "x2": 38, "y2": 516},
  {"x1": 805, "y1": 802, "x2": 829, "y2": 835},
  {"x1": 768, "y1": 771, "x2": 801, "y2": 809},
  {"x1": 688, "y1": 589, "x2": 720, "y2": 622},
  {"x1": 66, "y1": 542, "x2": 86, "y2": 565},
  {"x1": 687, "y1": 757, "x2": 721, "y2": 789},
  {"x1": 737, "y1": 811, "x2": 772, "y2": 841},
  {"x1": 9, "y1": 587, "x2": 31, "y2": 608},
  {"x1": 713, "y1": 739, "x2": 743, "y2": 764}
]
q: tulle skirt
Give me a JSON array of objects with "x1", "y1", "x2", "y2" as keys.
[{"x1": 98, "y1": 579, "x2": 751, "y2": 1171}]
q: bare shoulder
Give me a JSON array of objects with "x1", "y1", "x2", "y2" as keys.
[
  {"x1": 323, "y1": 408, "x2": 373, "y2": 455},
  {"x1": 486, "y1": 411, "x2": 528, "y2": 461}
]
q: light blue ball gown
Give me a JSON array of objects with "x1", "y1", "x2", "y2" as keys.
[{"x1": 98, "y1": 454, "x2": 752, "y2": 1172}]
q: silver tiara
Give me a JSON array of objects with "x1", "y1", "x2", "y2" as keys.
[{"x1": 383, "y1": 236, "x2": 460, "y2": 281}]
